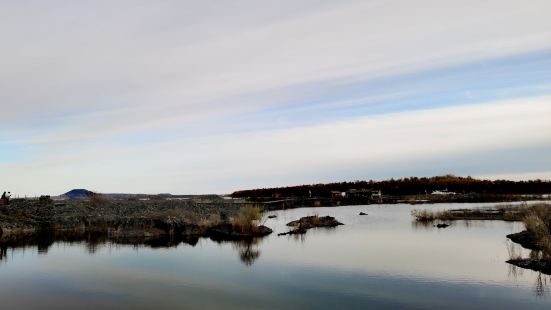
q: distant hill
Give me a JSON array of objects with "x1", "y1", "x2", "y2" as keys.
[
  {"x1": 57, "y1": 190, "x2": 194, "y2": 200},
  {"x1": 61, "y1": 189, "x2": 94, "y2": 199}
]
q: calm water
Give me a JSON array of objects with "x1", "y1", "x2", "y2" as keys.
[{"x1": 1, "y1": 202, "x2": 550, "y2": 309}]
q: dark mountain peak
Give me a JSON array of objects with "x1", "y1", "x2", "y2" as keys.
[{"x1": 62, "y1": 189, "x2": 94, "y2": 199}]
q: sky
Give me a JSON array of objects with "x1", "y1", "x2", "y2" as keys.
[{"x1": 1, "y1": 0, "x2": 551, "y2": 195}]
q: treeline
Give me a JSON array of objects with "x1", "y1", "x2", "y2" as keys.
[{"x1": 231, "y1": 175, "x2": 551, "y2": 198}]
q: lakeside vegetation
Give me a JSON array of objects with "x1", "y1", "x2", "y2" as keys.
[
  {"x1": 411, "y1": 202, "x2": 551, "y2": 274},
  {"x1": 231, "y1": 175, "x2": 551, "y2": 205},
  {"x1": 507, "y1": 204, "x2": 551, "y2": 274},
  {"x1": 523, "y1": 204, "x2": 551, "y2": 259},
  {"x1": 0, "y1": 197, "x2": 271, "y2": 246},
  {"x1": 2, "y1": 178, "x2": 550, "y2": 274},
  {"x1": 411, "y1": 205, "x2": 527, "y2": 222}
]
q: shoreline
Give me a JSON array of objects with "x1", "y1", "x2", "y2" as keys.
[
  {"x1": 1, "y1": 195, "x2": 549, "y2": 250},
  {"x1": 0, "y1": 197, "x2": 271, "y2": 245}
]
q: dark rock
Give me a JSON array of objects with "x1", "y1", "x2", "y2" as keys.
[
  {"x1": 267, "y1": 215, "x2": 277, "y2": 219},
  {"x1": 277, "y1": 227, "x2": 307, "y2": 236},
  {"x1": 507, "y1": 258, "x2": 551, "y2": 275},
  {"x1": 180, "y1": 224, "x2": 204, "y2": 236},
  {"x1": 207, "y1": 224, "x2": 272, "y2": 241},
  {"x1": 219, "y1": 212, "x2": 228, "y2": 221},
  {"x1": 359, "y1": 212, "x2": 368, "y2": 216},
  {"x1": 435, "y1": 223, "x2": 450, "y2": 228},
  {"x1": 286, "y1": 216, "x2": 344, "y2": 229},
  {"x1": 279, "y1": 216, "x2": 343, "y2": 236},
  {"x1": 507, "y1": 230, "x2": 542, "y2": 250}
]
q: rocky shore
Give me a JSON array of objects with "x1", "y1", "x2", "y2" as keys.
[
  {"x1": 0, "y1": 197, "x2": 272, "y2": 246},
  {"x1": 507, "y1": 230, "x2": 551, "y2": 274},
  {"x1": 507, "y1": 231, "x2": 542, "y2": 251},
  {"x1": 506, "y1": 259, "x2": 551, "y2": 275}
]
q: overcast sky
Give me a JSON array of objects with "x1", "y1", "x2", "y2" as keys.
[{"x1": 1, "y1": 0, "x2": 551, "y2": 195}]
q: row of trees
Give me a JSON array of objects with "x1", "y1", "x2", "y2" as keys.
[{"x1": 231, "y1": 175, "x2": 551, "y2": 199}]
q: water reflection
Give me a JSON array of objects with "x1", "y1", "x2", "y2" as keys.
[
  {"x1": 0, "y1": 232, "x2": 261, "y2": 266},
  {"x1": 507, "y1": 263, "x2": 551, "y2": 297},
  {"x1": 411, "y1": 219, "x2": 519, "y2": 231},
  {"x1": 535, "y1": 273, "x2": 549, "y2": 297},
  {"x1": 231, "y1": 239, "x2": 262, "y2": 266},
  {"x1": 411, "y1": 220, "x2": 453, "y2": 230},
  {"x1": 1, "y1": 202, "x2": 551, "y2": 309}
]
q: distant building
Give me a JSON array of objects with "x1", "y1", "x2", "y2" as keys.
[
  {"x1": 331, "y1": 191, "x2": 342, "y2": 200},
  {"x1": 431, "y1": 189, "x2": 456, "y2": 195},
  {"x1": 347, "y1": 189, "x2": 382, "y2": 199}
]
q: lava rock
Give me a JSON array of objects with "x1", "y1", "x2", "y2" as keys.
[{"x1": 279, "y1": 216, "x2": 343, "y2": 236}]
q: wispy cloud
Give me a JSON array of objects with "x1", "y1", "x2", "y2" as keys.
[
  {"x1": 1, "y1": 1, "x2": 550, "y2": 194},
  {"x1": 3, "y1": 96, "x2": 551, "y2": 194}
]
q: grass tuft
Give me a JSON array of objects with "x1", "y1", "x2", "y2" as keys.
[
  {"x1": 231, "y1": 205, "x2": 262, "y2": 233},
  {"x1": 522, "y1": 204, "x2": 551, "y2": 260}
]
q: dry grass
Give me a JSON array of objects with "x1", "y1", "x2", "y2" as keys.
[
  {"x1": 411, "y1": 209, "x2": 448, "y2": 222},
  {"x1": 307, "y1": 211, "x2": 321, "y2": 226},
  {"x1": 89, "y1": 193, "x2": 108, "y2": 209},
  {"x1": 309, "y1": 215, "x2": 321, "y2": 226},
  {"x1": 522, "y1": 204, "x2": 551, "y2": 259},
  {"x1": 411, "y1": 205, "x2": 530, "y2": 222},
  {"x1": 231, "y1": 205, "x2": 262, "y2": 233},
  {"x1": 199, "y1": 213, "x2": 222, "y2": 227}
]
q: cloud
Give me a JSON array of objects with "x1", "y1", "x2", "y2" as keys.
[
  {"x1": 1, "y1": 1, "x2": 551, "y2": 194},
  {"x1": 1, "y1": 1, "x2": 551, "y2": 124},
  {"x1": 3, "y1": 96, "x2": 550, "y2": 194}
]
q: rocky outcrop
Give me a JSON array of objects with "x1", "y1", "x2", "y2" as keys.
[
  {"x1": 507, "y1": 259, "x2": 551, "y2": 275},
  {"x1": 287, "y1": 216, "x2": 343, "y2": 229},
  {"x1": 507, "y1": 230, "x2": 542, "y2": 250},
  {"x1": 278, "y1": 216, "x2": 343, "y2": 236}
]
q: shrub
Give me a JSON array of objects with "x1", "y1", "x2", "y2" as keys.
[
  {"x1": 308, "y1": 212, "x2": 321, "y2": 226},
  {"x1": 38, "y1": 195, "x2": 53, "y2": 206},
  {"x1": 522, "y1": 204, "x2": 551, "y2": 259},
  {"x1": 411, "y1": 209, "x2": 440, "y2": 222},
  {"x1": 89, "y1": 193, "x2": 108, "y2": 209},
  {"x1": 232, "y1": 205, "x2": 262, "y2": 233},
  {"x1": 199, "y1": 213, "x2": 222, "y2": 227}
]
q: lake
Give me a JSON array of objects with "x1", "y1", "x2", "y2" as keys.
[{"x1": 0, "y1": 202, "x2": 549, "y2": 309}]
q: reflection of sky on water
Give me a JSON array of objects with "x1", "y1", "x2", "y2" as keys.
[{"x1": 0, "y1": 202, "x2": 550, "y2": 309}]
